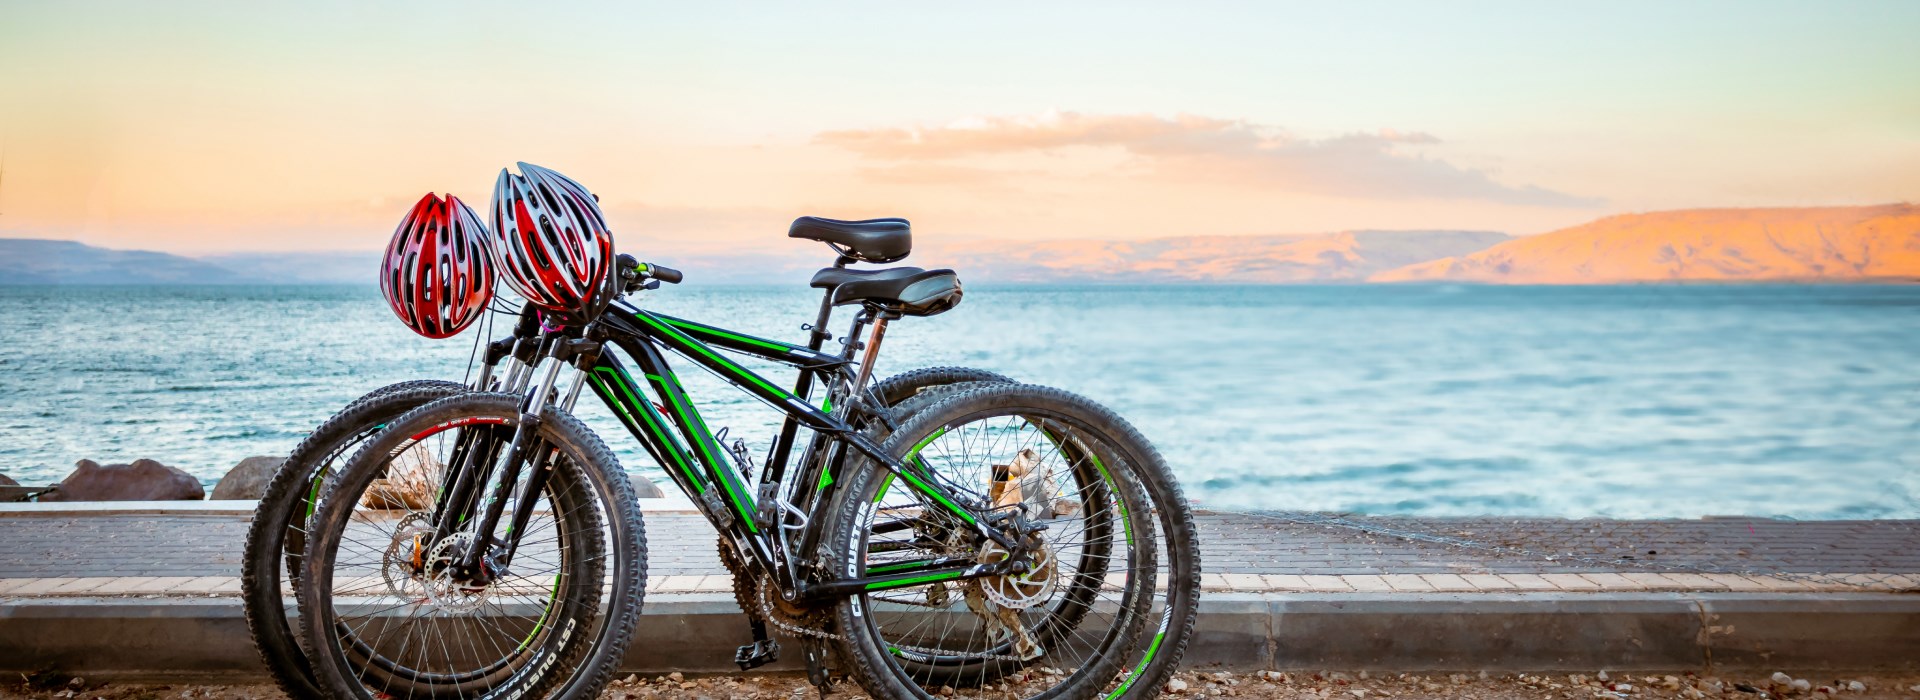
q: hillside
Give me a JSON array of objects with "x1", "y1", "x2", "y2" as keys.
[
  {"x1": 0, "y1": 239, "x2": 250, "y2": 285},
  {"x1": 914, "y1": 230, "x2": 1511, "y2": 283},
  {"x1": 1374, "y1": 204, "x2": 1920, "y2": 284},
  {"x1": 200, "y1": 251, "x2": 381, "y2": 285}
]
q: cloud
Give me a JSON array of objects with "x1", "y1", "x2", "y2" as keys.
[{"x1": 816, "y1": 111, "x2": 1602, "y2": 208}]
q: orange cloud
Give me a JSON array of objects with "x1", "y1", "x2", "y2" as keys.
[{"x1": 816, "y1": 111, "x2": 1601, "y2": 208}]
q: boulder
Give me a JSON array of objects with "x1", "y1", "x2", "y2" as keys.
[
  {"x1": 634, "y1": 475, "x2": 665, "y2": 498},
  {"x1": 362, "y1": 444, "x2": 442, "y2": 510},
  {"x1": 211, "y1": 456, "x2": 285, "y2": 500},
  {"x1": 39, "y1": 459, "x2": 205, "y2": 501},
  {"x1": 0, "y1": 473, "x2": 16, "y2": 487}
]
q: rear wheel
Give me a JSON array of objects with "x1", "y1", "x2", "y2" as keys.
[
  {"x1": 242, "y1": 380, "x2": 466, "y2": 700},
  {"x1": 299, "y1": 393, "x2": 645, "y2": 700},
  {"x1": 825, "y1": 384, "x2": 1165, "y2": 699}
]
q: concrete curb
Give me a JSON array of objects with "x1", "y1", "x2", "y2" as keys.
[{"x1": 2, "y1": 592, "x2": 1915, "y2": 680}]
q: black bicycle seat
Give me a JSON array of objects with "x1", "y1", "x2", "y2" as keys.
[{"x1": 789, "y1": 216, "x2": 911, "y2": 264}]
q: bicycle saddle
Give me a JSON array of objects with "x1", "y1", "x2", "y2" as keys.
[
  {"x1": 789, "y1": 216, "x2": 911, "y2": 264},
  {"x1": 810, "y1": 266, "x2": 962, "y2": 317}
]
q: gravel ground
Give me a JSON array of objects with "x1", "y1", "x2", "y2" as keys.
[{"x1": 6, "y1": 670, "x2": 1919, "y2": 700}]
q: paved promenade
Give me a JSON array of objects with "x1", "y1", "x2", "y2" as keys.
[
  {"x1": 2, "y1": 509, "x2": 1916, "y2": 597},
  {"x1": 4, "y1": 505, "x2": 1917, "y2": 677}
]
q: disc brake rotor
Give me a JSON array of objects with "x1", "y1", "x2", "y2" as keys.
[
  {"x1": 381, "y1": 513, "x2": 434, "y2": 599},
  {"x1": 978, "y1": 535, "x2": 1058, "y2": 609},
  {"x1": 420, "y1": 533, "x2": 490, "y2": 614}
]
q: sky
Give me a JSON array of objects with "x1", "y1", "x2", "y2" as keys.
[{"x1": 0, "y1": 0, "x2": 1916, "y2": 254}]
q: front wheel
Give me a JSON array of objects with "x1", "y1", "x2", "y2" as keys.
[
  {"x1": 824, "y1": 384, "x2": 1175, "y2": 699},
  {"x1": 242, "y1": 379, "x2": 467, "y2": 700},
  {"x1": 298, "y1": 393, "x2": 646, "y2": 700}
]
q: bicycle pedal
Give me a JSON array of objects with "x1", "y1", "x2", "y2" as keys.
[{"x1": 733, "y1": 639, "x2": 781, "y2": 671}]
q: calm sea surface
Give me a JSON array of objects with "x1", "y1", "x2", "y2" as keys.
[{"x1": 0, "y1": 284, "x2": 1914, "y2": 519}]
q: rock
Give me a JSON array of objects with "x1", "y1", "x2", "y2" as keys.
[
  {"x1": 1166, "y1": 678, "x2": 1188, "y2": 693},
  {"x1": 1847, "y1": 681, "x2": 1866, "y2": 692},
  {"x1": 634, "y1": 475, "x2": 666, "y2": 498},
  {"x1": 39, "y1": 459, "x2": 203, "y2": 501},
  {"x1": 0, "y1": 473, "x2": 17, "y2": 487},
  {"x1": 362, "y1": 445, "x2": 442, "y2": 509},
  {"x1": 1793, "y1": 679, "x2": 1812, "y2": 692},
  {"x1": 1598, "y1": 671, "x2": 1611, "y2": 683},
  {"x1": 1773, "y1": 673, "x2": 1795, "y2": 685},
  {"x1": 667, "y1": 672, "x2": 684, "y2": 683},
  {"x1": 210, "y1": 456, "x2": 283, "y2": 500},
  {"x1": 1616, "y1": 683, "x2": 1635, "y2": 692}
]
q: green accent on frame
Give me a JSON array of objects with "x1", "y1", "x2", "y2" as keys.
[
  {"x1": 637, "y1": 313, "x2": 793, "y2": 400},
  {"x1": 654, "y1": 369, "x2": 759, "y2": 533},
  {"x1": 892, "y1": 426, "x2": 975, "y2": 524},
  {"x1": 864, "y1": 570, "x2": 963, "y2": 590},
  {"x1": 592, "y1": 368, "x2": 705, "y2": 493},
  {"x1": 660, "y1": 316, "x2": 795, "y2": 353}
]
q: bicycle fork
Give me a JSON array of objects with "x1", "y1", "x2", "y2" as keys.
[{"x1": 433, "y1": 332, "x2": 603, "y2": 583}]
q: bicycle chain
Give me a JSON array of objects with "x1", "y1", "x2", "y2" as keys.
[{"x1": 751, "y1": 577, "x2": 842, "y2": 641}]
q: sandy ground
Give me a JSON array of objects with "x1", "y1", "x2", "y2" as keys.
[{"x1": 5, "y1": 670, "x2": 1919, "y2": 700}]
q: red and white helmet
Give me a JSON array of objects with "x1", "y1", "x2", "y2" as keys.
[
  {"x1": 489, "y1": 162, "x2": 616, "y2": 316},
  {"x1": 379, "y1": 193, "x2": 498, "y2": 339}
]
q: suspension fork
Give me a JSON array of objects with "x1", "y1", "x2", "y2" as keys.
[
  {"x1": 430, "y1": 329, "x2": 558, "y2": 543},
  {"x1": 464, "y1": 332, "x2": 605, "y2": 574}
]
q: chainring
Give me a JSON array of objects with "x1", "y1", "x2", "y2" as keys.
[{"x1": 716, "y1": 536, "x2": 832, "y2": 634}]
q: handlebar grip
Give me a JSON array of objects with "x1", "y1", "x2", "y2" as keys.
[{"x1": 643, "y1": 263, "x2": 683, "y2": 284}]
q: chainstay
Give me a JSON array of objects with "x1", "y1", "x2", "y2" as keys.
[{"x1": 759, "y1": 581, "x2": 1035, "y2": 662}]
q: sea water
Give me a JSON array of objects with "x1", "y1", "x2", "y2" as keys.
[{"x1": 0, "y1": 283, "x2": 1913, "y2": 519}]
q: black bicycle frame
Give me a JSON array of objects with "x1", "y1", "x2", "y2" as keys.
[{"x1": 575, "y1": 299, "x2": 1021, "y2": 599}]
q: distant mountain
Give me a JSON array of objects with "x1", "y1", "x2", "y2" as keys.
[
  {"x1": 199, "y1": 251, "x2": 381, "y2": 285},
  {"x1": 1374, "y1": 204, "x2": 1920, "y2": 284},
  {"x1": 0, "y1": 238, "x2": 250, "y2": 285},
  {"x1": 913, "y1": 230, "x2": 1511, "y2": 283}
]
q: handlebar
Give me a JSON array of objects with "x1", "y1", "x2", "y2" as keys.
[
  {"x1": 614, "y1": 254, "x2": 683, "y2": 294},
  {"x1": 640, "y1": 262, "x2": 683, "y2": 285}
]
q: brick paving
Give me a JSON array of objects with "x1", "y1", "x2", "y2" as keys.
[{"x1": 1, "y1": 511, "x2": 1916, "y2": 598}]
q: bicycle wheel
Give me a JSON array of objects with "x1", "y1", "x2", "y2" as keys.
[
  {"x1": 824, "y1": 384, "x2": 1164, "y2": 700},
  {"x1": 299, "y1": 393, "x2": 646, "y2": 700},
  {"x1": 243, "y1": 380, "x2": 466, "y2": 700},
  {"x1": 857, "y1": 381, "x2": 1202, "y2": 700},
  {"x1": 871, "y1": 366, "x2": 1016, "y2": 409},
  {"x1": 726, "y1": 367, "x2": 1015, "y2": 628}
]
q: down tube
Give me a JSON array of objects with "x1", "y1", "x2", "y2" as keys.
[
  {"x1": 618, "y1": 335, "x2": 764, "y2": 533},
  {"x1": 581, "y1": 352, "x2": 711, "y2": 501}
]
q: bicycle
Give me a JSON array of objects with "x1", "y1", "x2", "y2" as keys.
[
  {"x1": 290, "y1": 218, "x2": 1201, "y2": 700},
  {"x1": 242, "y1": 317, "x2": 1021, "y2": 699}
]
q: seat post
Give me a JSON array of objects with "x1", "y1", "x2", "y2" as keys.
[
  {"x1": 805, "y1": 293, "x2": 836, "y2": 351},
  {"x1": 805, "y1": 254, "x2": 858, "y2": 351},
  {"x1": 848, "y1": 311, "x2": 892, "y2": 400}
]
